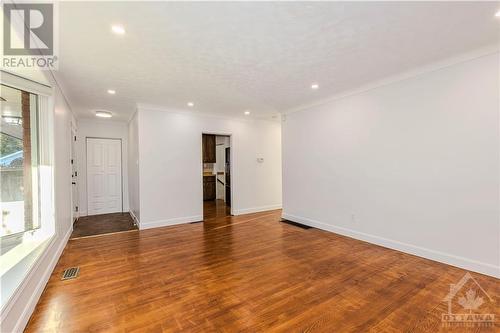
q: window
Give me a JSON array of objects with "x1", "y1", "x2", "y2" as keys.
[
  {"x1": 0, "y1": 84, "x2": 40, "y2": 253},
  {"x1": 0, "y1": 75, "x2": 54, "y2": 309}
]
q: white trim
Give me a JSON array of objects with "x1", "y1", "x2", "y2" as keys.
[
  {"x1": 282, "y1": 213, "x2": 500, "y2": 278},
  {"x1": 0, "y1": 70, "x2": 52, "y2": 96},
  {"x1": 284, "y1": 44, "x2": 500, "y2": 115},
  {"x1": 70, "y1": 121, "x2": 78, "y2": 224},
  {"x1": 129, "y1": 210, "x2": 140, "y2": 227},
  {"x1": 85, "y1": 137, "x2": 124, "y2": 216},
  {"x1": 127, "y1": 109, "x2": 139, "y2": 124},
  {"x1": 137, "y1": 103, "x2": 276, "y2": 123},
  {"x1": 199, "y1": 133, "x2": 235, "y2": 216},
  {"x1": 233, "y1": 204, "x2": 282, "y2": 216},
  {"x1": 1, "y1": 226, "x2": 72, "y2": 333},
  {"x1": 139, "y1": 215, "x2": 203, "y2": 230}
]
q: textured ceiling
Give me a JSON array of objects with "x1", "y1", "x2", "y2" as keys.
[{"x1": 56, "y1": 2, "x2": 500, "y2": 121}]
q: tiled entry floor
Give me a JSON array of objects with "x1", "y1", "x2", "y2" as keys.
[{"x1": 70, "y1": 213, "x2": 138, "y2": 239}]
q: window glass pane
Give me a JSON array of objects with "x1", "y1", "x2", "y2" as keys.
[{"x1": 0, "y1": 84, "x2": 39, "y2": 239}]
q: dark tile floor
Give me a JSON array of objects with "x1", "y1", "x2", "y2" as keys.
[{"x1": 70, "y1": 213, "x2": 138, "y2": 239}]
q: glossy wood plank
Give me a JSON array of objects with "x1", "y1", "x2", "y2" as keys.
[
  {"x1": 203, "y1": 199, "x2": 230, "y2": 220},
  {"x1": 26, "y1": 209, "x2": 499, "y2": 332}
]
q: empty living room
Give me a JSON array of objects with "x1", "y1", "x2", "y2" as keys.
[{"x1": 1, "y1": 1, "x2": 499, "y2": 332}]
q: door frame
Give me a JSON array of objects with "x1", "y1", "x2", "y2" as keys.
[
  {"x1": 200, "y1": 132, "x2": 234, "y2": 216},
  {"x1": 85, "y1": 137, "x2": 124, "y2": 215},
  {"x1": 70, "y1": 121, "x2": 78, "y2": 222}
]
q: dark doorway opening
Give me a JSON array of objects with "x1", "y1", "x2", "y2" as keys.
[{"x1": 202, "y1": 134, "x2": 231, "y2": 220}]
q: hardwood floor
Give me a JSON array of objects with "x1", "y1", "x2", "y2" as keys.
[
  {"x1": 26, "y1": 209, "x2": 498, "y2": 332},
  {"x1": 203, "y1": 199, "x2": 231, "y2": 220},
  {"x1": 70, "y1": 213, "x2": 138, "y2": 239}
]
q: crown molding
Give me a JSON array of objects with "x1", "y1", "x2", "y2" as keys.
[{"x1": 284, "y1": 44, "x2": 500, "y2": 115}]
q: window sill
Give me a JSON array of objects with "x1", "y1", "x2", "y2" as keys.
[{"x1": 0, "y1": 234, "x2": 53, "y2": 310}]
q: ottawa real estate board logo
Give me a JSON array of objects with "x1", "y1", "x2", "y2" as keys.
[
  {"x1": 2, "y1": 2, "x2": 58, "y2": 69},
  {"x1": 441, "y1": 272, "x2": 495, "y2": 328}
]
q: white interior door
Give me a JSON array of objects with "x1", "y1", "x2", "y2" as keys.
[{"x1": 87, "y1": 138, "x2": 122, "y2": 215}]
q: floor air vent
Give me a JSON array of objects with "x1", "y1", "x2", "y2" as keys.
[
  {"x1": 61, "y1": 267, "x2": 80, "y2": 280},
  {"x1": 280, "y1": 219, "x2": 313, "y2": 230}
]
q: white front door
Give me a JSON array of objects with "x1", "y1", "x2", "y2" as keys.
[{"x1": 86, "y1": 138, "x2": 122, "y2": 215}]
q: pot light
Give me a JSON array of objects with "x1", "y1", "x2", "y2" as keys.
[
  {"x1": 496, "y1": 10, "x2": 500, "y2": 17},
  {"x1": 107, "y1": 89, "x2": 116, "y2": 95},
  {"x1": 95, "y1": 111, "x2": 112, "y2": 118},
  {"x1": 111, "y1": 25, "x2": 126, "y2": 35},
  {"x1": 311, "y1": 83, "x2": 319, "y2": 90},
  {"x1": 244, "y1": 111, "x2": 251, "y2": 115},
  {"x1": 187, "y1": 102, "x2": 194, "y2": 107}
]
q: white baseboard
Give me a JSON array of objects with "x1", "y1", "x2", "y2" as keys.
[
  {"x1": 233, "y1": 204, "x2": 282, "y2": 216},
  {"x1": 140, "y1": 215, "x2": 203, "y2": 230},
  {"x1": 282, "y1": 213, "x2": 500, "y2": 278},
  {"x1": 4, "y1": 226, "x2": 73, "y2": 333},
  {"x1": 129, "y1": 210, "x2": 140, "y2": 227}
]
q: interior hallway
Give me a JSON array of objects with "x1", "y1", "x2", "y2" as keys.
[{"x1": 25, "y1": 209, "x2": 499, "y2": 332}]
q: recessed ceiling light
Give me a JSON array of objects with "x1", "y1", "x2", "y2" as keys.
[
  {"x1": 111, "y1": 25, "x2": 126, "y2": 35},
  {"x1": 95, "y1": 110, "x2": 112, "y2": 118},
  {"x1": 187, "y1": 102, "x2": 194, "y2": 107},
  {"x1": 495, "y1": 10, "x2": 500, "y2": 17},
  {"x1": 244, "y1": 111, "x2": 251, "y2": 115},
  {"x1": 107, "y1": 89, "x2": 116, "y2": 95},
  {"x1": 311, "y1": 83, "x2": 319, "y2": 90}
]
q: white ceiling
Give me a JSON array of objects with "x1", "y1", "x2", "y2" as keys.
[{"x1": 56, "y1": 2, "x2": 500, "y2": 121}]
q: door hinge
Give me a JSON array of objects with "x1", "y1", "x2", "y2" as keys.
[
  {"x1": 74, "y1": 136, "x2": 77, "y2": 141},
  {"x1": 71, "y1": 159, "x2": 73, "y2": 164}
]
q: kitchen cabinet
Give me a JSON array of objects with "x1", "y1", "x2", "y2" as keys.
[
  {"x1": 203, "y1": 175, "x2": 216, "y2": 201},
  {"x1": 202, "y1": 134, "x2": 216, "y2": 163}
]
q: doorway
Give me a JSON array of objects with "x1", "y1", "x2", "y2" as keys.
[
  {"x1": 202, "y1": 134, "x2": 232, "y2": 220},
  {"x1": 71, "y1": 137, "x2": 137, "y2": 239}
]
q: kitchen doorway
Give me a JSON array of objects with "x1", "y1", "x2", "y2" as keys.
[{"x1": 202, "y1": 134, "x2": 232, "y2": 220}]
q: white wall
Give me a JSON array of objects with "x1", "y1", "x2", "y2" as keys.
[
  {"x1": 76, "y1": 119, "x2": 129, "y2": 215},
  {"x1": 128, "y1": 112, "x2": 140, "y2": 223},
  {"x1": 135, "y1": 107, "x2": 282, "y2": 228},
  {"x1": 282, "y1": 52, "x2": 500, "y2": 277}
]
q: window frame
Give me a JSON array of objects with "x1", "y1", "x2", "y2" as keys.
[
  {"x1": 1, "y1": 85, "x2": 41, "y2": 243},
  {"x1": 0, "y1": 70, "x2": 55, "y2": 310}
]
